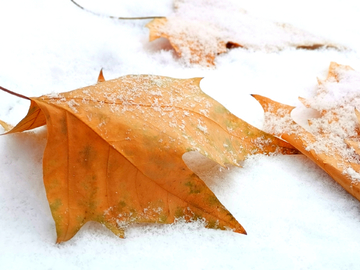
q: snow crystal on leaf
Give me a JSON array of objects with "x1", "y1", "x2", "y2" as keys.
[
  {"x1": 67, "y1": 99, "x2": 79, "y2": 113},
  {"x1": 47, "y1": 92, "x2": 60, "y2": 98},
  {"x1": 303, "y1": 68, "x2": 360, "y2": 164},
  {"x1": 263, "y1": 110, "x2": 297, "y2": 136},
  {"x1": 343, "y1": 167, "x2": 360, "y2": 183}
]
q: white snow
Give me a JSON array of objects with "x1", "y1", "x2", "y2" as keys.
[{"x1": 1, "y1": 0, "x2": 360, "y2": 269}]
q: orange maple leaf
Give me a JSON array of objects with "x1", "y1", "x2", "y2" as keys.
[
  {"x1": 253, "y1": 62, "x2": 360, "y2": 201},
  {"x1": 3, "y1": 72, "x2": 297, "y2": 243}
]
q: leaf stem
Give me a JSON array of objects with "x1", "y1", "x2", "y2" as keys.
[
  {"x1": 0, "y1": 86, "x2": 30, "y2": 100},
  {"x1": 70, "y1": 0, "x2": 165, "y2": 20}
]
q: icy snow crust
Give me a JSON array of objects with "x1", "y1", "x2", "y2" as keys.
[{"x1": 1, "y1": 0, "x2": 360, "y2": 269}]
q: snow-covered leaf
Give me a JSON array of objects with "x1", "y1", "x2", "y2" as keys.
[
  {"x1": 253, "y1": 62, "x2": 360, "y2": 201},
  {"x1": 146, "y1": 0, "x2": 343, "y2": 66}
]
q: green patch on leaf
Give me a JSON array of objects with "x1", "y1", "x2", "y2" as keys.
[
  {"x1": 50, "y1": 198, "x2": 62, "y2": 212},
  {"x1": 207, "y1": 219, "x2": 219, "y2": 229},
  {"x1": 174, "y1": 207, "x2": 184, "y2": 218},
  {"x1": 185, "y1": 181, "x2": 202, "y2": 194},
  {"x1": 159, "y1": 214, "x2": 168, "y2": 223}
]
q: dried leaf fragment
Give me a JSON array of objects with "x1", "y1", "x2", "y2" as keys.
[{"x1": 253, "y1": 62, "x2": 360, "y2": 201}]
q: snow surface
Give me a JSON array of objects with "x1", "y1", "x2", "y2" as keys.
[{"x1": 1, "y1": 0, "x2": 360, "y2": 269}]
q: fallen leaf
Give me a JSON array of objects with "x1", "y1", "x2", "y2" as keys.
[
  {"x1": 253, "y1": 62, "x2": 360, "y2": 201},
  {"x1": 4, "y1": 72, "x2": 297, "y2": 243},
  {"x1": 146, "y1": 0, "x2": 343, "y2": 66}
]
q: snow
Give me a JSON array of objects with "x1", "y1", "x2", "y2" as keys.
[{"x1": 1, "y1": 0, "x2": 360, "y2": 269}]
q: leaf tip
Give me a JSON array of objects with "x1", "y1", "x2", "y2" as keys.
[
  {"x1": 327, "y1": 62, "x2": 354, "y2": 81},
  {"x1": 97, "y1": 68, "x2": 105, "y2": 83},
  {"x1": 0, "y1": 120, "x2": 14, "y2": 133},
  {"x1": 252, "y1": 94, "x2": 295, "y2": 114},
  {"x1": 298, "y1": 97, "x2": 310, "y2": 108},
  {"x1": 251, "y1": 94, "x2": 273, "y2": 112},
  {"x1": 236, "y1": 225, "x2": 247, "y2": 235},
  {"x1": 193, "y1": 77, "x2": 203, "y2": 86},
  {"x1": 145, "y1": 17, "x2": 167, "y2": 41}
]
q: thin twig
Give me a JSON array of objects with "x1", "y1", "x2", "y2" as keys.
[
  {"x1": 70, "y1": 0, "x2": 165, "y2": 20},
  {"x1": 0, "y1": 86, "x2": 30, "y2": 100}
]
